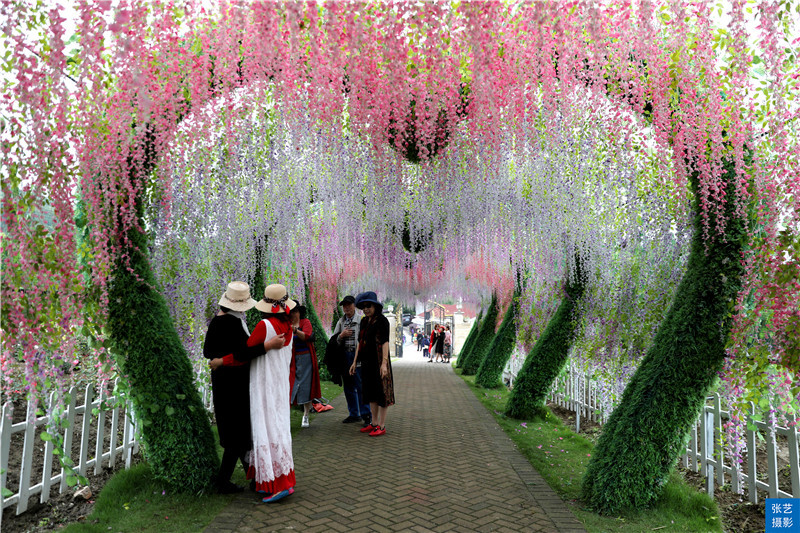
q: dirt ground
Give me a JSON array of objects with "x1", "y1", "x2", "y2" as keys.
[{"x1": 2, "y1": 461, "x2": 135, "y2": 532}]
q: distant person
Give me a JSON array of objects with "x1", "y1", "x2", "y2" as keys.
[
  {"x1": 416, "y1": 331, "x2": 424, "y2": 352},
  {"x1": 431, "y1": 324, "x2": 445, "y2": 363},
  {"x1": 421, "y1": 335, "x2": 430, "y2": 358},
  {"x1": 332, "y1": 295, "x2": 370, "y2": 425},
  {"x1": 350, "y1": 291, "x2": 394, "y2": 436},
  {"x1": 444, "y1": 325, "x2": 452, "y2": 363}
]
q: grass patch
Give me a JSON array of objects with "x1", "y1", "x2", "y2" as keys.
[
  {"x1": 458, "y1": 370, "x2": 722, "y2": 533},
  {"x1": 63, "y1": 381, "x2": 343, "y2": 532}
]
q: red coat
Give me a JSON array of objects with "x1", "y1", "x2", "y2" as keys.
[{"x1": 289, "y1": 318, "x2": 322, "y2": 404}]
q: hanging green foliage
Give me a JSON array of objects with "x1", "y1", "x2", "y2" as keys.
[
  {"x1": 582, "y1": 158, "x2": 747, "y2": 514},
  {"x1": 330, "y1": 300, "x2": 343, "y2": 332},
  {"x1": 505, "y1": 258, "x2": 586, "y2": 418},
  {"x1": 456, "y1": 308, "x2": 484, "y2": 368},
  {"x1": 475, "y1": 291, "x2": 519, "y2": 388},
  {"x1": 305, "y1": 292, "x2": 332, "y2": 382},
  {"x1": 461, "y1": 293, "x2": 500, "y2": 376},
  {"x1": 247, "y1": 238, "x2": 268, "y2": 333}
]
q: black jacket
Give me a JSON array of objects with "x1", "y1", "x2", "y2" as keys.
[
  {"x1": 203, "y1": 314, "x2": 265, "y2": 450},
  {"x1": 324, "y1": 333, "x2": 347, "y2": 386}
]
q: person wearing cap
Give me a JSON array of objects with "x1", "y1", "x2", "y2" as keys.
[
  {"x1": 332, "y1": 295, "x2": 370, "y2": 424},
  {"x1": 289, "y1": 302, "x2": 322, "y2": 428},
  {"x1": 244, "y1": 284, "x2": 296, "y2": 503},
  {"x1": 350, "y1": 291, "x2": 394, "y2": 436},
  {"x1": 204, "y1": 281, "x2": 282, "y2": 494}
]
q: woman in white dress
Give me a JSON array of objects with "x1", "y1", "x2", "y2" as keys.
[{"x1": 245, "y1": 284, "x2": 296, "y2": 503}]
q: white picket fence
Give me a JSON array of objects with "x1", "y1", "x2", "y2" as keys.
[
  {"x1": 504, "y1": 358, "x2": 800, "y2": 502},
  {"x1": 0, "y1": 383, "x2": 140, "y2": 529}
]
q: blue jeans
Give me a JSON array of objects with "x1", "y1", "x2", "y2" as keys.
[{"x1": 343, "y1": 351, "x2": 370, "y2": 418}]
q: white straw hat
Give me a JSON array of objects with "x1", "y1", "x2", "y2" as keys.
[{"x1": 218, "y1": 281, "x2": 258, "y2": 312}]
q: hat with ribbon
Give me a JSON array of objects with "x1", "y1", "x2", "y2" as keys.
[
  {"x1": 218, "y1": 281, "x2": 258, "y2": 312},
  {"x1": 255, "y1": 284, "x2": 296, "y2": 314}
]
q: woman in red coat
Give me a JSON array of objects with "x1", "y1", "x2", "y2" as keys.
[{"x1": 289, "y1": 302, "x2": 322, "y2": 428}]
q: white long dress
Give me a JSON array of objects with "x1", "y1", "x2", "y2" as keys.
[{"x1": 248, "y1": 318, "x2": 295, "y2": 493}]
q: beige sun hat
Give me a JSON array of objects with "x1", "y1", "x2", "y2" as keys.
[
  {"x1": 218, "y1": 281, "x2": 258, "y2": 312},
  {"x1": 255, "y1": 283, "x2": 296, "y2": 314}
]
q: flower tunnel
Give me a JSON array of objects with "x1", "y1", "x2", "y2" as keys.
[{"x1": 2, "y1": 0, "x2": 798, "y2": 513}]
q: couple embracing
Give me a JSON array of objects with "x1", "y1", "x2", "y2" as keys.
[{"x1": 203, "y1": 282, "x2": 300, "y2": 503}]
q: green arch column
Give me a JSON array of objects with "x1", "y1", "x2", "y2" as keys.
[
  {"x1": 475, "y1": 292, "x2": 519, "y2": 388},
  {"x1": 504, "y1": 265, "x2": 585, "y2": 419},
  {"x1": 460, "y1": 293, "x2": 500, "y2": 375},
  {"x1": 582, "y1": 160, "x2": 747, "y2": 513}
]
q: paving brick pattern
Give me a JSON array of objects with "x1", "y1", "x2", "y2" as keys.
[{"x1": 204, "y1": 357, "x2": 585, "y2": 533}]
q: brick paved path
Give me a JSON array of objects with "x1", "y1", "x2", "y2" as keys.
[{"x1": 204, "y1": 356, "x2": 585, "y2": 533}]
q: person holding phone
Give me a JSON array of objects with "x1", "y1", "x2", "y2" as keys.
[{"x1": 332, "y1": 295, "x2": 370, "y2": 425}]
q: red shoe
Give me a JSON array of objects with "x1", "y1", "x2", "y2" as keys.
[
  {"x1": 369, "y1": 426, "x2": 386, "y2": 436},
  {"x1": 360, "y1": 424, "x2": 378, "y2": 433}
]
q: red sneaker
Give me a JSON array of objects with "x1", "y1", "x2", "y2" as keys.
[
  {"x1": 360, "y1": 424, "x2": 377, "y2": 433},
  {"x1": 369, "y1": 426, "x2": 386, "y2": 436}
]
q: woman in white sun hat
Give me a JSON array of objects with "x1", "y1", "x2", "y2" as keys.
[{"x1": 204, "y1": 281, "x2": 281, "y2": 494}]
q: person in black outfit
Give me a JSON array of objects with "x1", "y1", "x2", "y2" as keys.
[
  {"x1": 350, "y1": 291, "x2": 394, "y2": 437},
  {"x1": 204, "y1": 281, "x2": 272, "y2": 493}
]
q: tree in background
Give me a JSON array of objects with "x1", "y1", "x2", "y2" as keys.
[
  {"x1": 456, "y1": 308, "x2": 483, "y2": 368},
  {"x1": 305, "y1": 289, "x2": 332, "y2": 382},
  {"x1": 460, "y1": 293, "x2": 499, "y2": 375}
]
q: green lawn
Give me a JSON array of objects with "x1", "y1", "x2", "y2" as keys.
[
  {"x1": 61, "y1": 381, "x2": 343, "y2": 532},
  {"x1": 458, "y1": 371, "x2": 723, "y2": 533}
]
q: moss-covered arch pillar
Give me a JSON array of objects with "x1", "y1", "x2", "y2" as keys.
[{"x1": 581, "y1": 158, "x2": 747, "y2": 513}]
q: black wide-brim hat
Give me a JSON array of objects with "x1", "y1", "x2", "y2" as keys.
[{"x1": 355, "y1": 291, "x2": 382, "y2": 310}]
